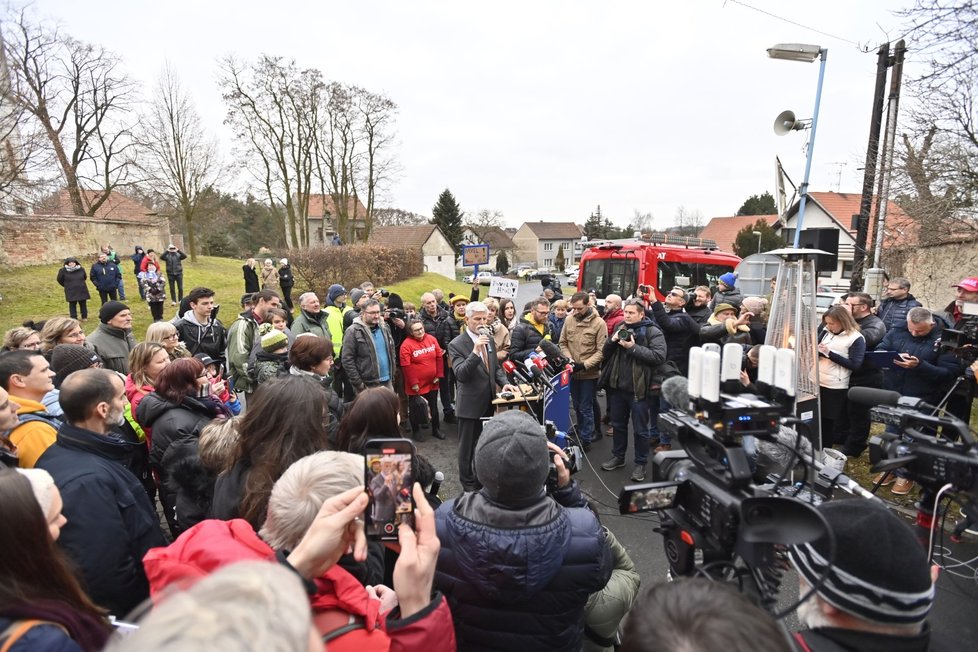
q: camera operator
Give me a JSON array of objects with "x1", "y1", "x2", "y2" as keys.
[
  {"x1": 935, "y1": 277, "x2": 978, "y2": 426},
  {"x1": 788, "y1": 499, "x2": 938, "y2": 652},
  {"x1": 598, "y1": 298, "x2": 668, "y2": 482},
  {"x1": 434, "y1": 410, "x2": 612, "y2": 651}
]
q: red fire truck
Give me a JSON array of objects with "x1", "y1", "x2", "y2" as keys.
[{"x1": 576, "y1": 234, "x2": 741, "y2": 303}]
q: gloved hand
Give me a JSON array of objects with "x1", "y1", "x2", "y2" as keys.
[{"x1": 572, "y1": 361, "x2": 586, "y2": 373}]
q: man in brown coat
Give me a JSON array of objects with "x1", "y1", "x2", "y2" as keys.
[{"x1": 560, "y1": 292, "x2": 608, "y2": 450}]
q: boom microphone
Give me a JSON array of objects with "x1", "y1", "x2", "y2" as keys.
[
  {"x1": 661, "y1": 376, "x2": 690, "y2": 413},
  {"x1": 847, "y1": 387, "x2": 938, "y2": 412}
]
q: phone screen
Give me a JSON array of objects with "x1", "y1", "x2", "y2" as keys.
[
  {"x1": 365, "y1": 443, "x2": 414, "y2": 540},
  {"x1": 618, "y1": 481, "x2": 681, "y2": 514}
]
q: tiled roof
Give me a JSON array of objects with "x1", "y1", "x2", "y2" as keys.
[
  {"x1": 35, "y1": 189, "x2": 155, "y2": 222},
  {"x1": 466, "y1": 226, "x2": 514, "y2": 250},
  {"x1": 699, "y1": 214, "x2": 779, "y2": 253},
  {"x1": 520, "y1": 221, "x2": 583, "y2": 239},
  {"x1": 368, "y1": 225, "x2": 440, "y2": 248},
  {"x1": 308, "y1": 194, "x2": 367, "y2": 219},
  {"x1": 804, "y1": 192, "x2": 917, "y2": 249}
]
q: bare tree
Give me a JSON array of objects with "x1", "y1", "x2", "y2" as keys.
[
  {"x1": 894, "y1": 1, "x2": 977, "y2": 238},
  {"x1": 4, "y1": 10, "x2": 138, "y2": 216},
  {"x1": 139, "y1": 65, "x2": 221, "y2": 261},
  {"x1": 673, "y1": 205, "x2": 705, "y2": 237},
  {"x1": 373, "y1": 207, "x2": 427, "y2": 227},
  {"x1": 632, "y1": 209, "x2": 654, "y2": 234},
  {"x1": 220, "y1": 55, "x2": 321, "y2": 248},
  {"x1": 315, "y1": 83, "x2": 398, "y2": 243},
  {"x1": 466, "y1": 208, "x2": 504, "y2": 242}
]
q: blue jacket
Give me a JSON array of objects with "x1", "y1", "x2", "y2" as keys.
[
  {"x1": 877, "y1": 294, "x2": 922, "y2": 332},
  {"x1": 35, "y1": 423, "x2": 166, "y2": 617},
  {"x1": 434, "y1": 483, "x2": 612, "y2": 652},
  {"x1": 89, "y1": 261, "x2": 121, "y2": 292},
  {"x1": 647, "y1": 301, "x2": 699, "y2": 374},
  {"x1": 876, "y1": 322, "x2": 959, "y2": 403}
]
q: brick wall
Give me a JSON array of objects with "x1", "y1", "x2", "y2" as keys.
[{"x1": 0, "y1": 214, "x2": 172, "y2": 267}]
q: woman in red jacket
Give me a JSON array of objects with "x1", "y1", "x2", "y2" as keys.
[{"x1": 399, "y1": 320, "x2": 444, "y2": 442}]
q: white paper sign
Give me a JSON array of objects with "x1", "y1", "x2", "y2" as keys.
[{"x1": 489, "y1": 277, "x2": 519, "y2": 299}]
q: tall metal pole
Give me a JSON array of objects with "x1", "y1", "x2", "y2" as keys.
[
  {"x1": 792, "y1": 49, "x2": 828, "y2": 248},
  {"x1": 872, "y1": 40, "x2": 906, "y2": 269},
  {"x1": 849, "y1": 44, "x2": 890, "y2": 293}
]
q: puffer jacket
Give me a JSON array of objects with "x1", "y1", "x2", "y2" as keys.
[
  {"x1": 435, "y1": 484, "x2": 612, "y2": 652},
  {"x1": 877, "y1": 294, "x2": 922, "y2": 332},
  {"x1": 876, "y1": 321, "x2": 959, "y2": 403},
  {"x1": 137, "y1": 393, "x2": 221, "y2": 534},
  {"x1": 142, "y1": 519, "x2": 457, "y2": 652},
  {"x1": 89, "y1": 260, "x2": 121, "y2": 292},
  {"x1": 710, "y1": 286, "x2": 743, "y2": 311},
  {"x1": 509, "y1": 313, "x2": 551, "y2": 364},
  {"x1": 583, "y1": 529, "x2": 640, "y2": 652},
  {"x1": 341, "y1": 317, "x2": 396, "y2": 390},
  {"x1": 598, "y1": 317, "x2": 668, "y2": 400},
  {"x1": 647, "y1": 301, "x2": 699, "y2": 374},
  {"x1": 559, "y1": 307, "x2": 607, "y2": 380}
]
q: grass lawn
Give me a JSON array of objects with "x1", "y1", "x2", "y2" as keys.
[{"x1": 0, "y1": 258, "x2": 482, "y2": 338}]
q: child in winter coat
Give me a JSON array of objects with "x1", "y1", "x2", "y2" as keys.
[
  {"x1": 253, "y1": 326, "x2": 290, "y2": 385},
  {"x1": 139, "y1": 263, "x2": 168, "y2": 321}
]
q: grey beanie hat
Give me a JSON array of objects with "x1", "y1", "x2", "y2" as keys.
[
  {"x1": 474, "y1": 410, "x2": 549, "y2": 506},
  {"x1": 350, "y1": 288, "x2": 366, "y2": 306}
]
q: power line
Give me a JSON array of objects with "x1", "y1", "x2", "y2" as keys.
[{"x1": 724, "y1": 0, "x2": 865, "y2": 49}]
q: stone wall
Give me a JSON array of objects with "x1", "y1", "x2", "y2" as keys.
[
  {"x1": 884, "y1": 238, "x2": 978, "y2": 310},
  {"x1": 0, "y1": 214, "x2": 172, "y2": 267}
]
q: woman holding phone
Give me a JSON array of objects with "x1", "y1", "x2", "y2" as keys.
[{"x1": 817, "y1": 306, "x2": 865, "y2": 447}]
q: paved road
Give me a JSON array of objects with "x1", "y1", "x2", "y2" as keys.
[{"x1": 412, "y1": 278, "x2": 977, "y2": 644}]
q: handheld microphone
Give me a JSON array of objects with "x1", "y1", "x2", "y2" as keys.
[{"x1": 477, "y1": 326, "x2": 491, "y2": 338}]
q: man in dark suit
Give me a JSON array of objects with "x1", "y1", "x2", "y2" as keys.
[{"x1": 448, "y1": 301, "x2": 518, "y2": 491}]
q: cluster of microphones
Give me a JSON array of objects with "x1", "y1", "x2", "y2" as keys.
[{"x1": 491, "y1": 332, "x2": 571, "y2": 398}]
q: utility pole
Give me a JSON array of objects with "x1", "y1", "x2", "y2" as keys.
[
  {"x1": 849, "y1": 43, "x2": 890, "y2": 293},
  {"x1": 869, "y1": 40, "x2": 906, "y2": 274}
]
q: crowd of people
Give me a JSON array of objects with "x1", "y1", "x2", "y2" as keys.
[{"x1": 0, "y1": 250, "x2": 974, "y2": 650}]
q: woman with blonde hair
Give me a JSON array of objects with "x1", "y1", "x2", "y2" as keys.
[
  {"x1": 2, "y1": 327, "x2": 41, "y2": 352},
  {"x1": 483, "y1": 297, "x2": 511, "y2": 361},
  {"x1": 146, "y1": 321, "x2": 190, "y2": 361},
  {"x1": 817, "y1": 305, "x2": 865, "y2": 447},
  {"x1": 126, "y1": 342, "x2": 172, "y2": 437},
  {"x1": 39, "y1": 317, "x2": 87, "y2": 355},
  {"x1": 242, "y1": 258, "x2": 260, "y2": 294}
]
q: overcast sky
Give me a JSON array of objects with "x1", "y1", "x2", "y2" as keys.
[{"x1": 37, "y1": 0, "x2": 916, "y2": 229}]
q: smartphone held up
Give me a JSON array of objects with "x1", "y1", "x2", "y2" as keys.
[{"x1": 364, "y1": 439, "x2": 416, "y2": 540}]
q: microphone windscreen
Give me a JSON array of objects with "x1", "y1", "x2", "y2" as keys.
[
  {"x1": 661, "y1": 376, "x2": 689, "y2": 411},
  {"x1": 539, "y1": 339, "x2": 561, "y2": 358},
  {"x1": 847, "y1": 387, "x2": 901, "y2": 407}
]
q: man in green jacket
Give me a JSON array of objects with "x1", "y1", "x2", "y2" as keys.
[
  {"x1": 87, "y1": 301, "x2": 136, "y2": 374},
  {"x1": 226, "y1": 290, "x2": 281, "y2": 395},
  {"x1": 292, "y1": 292, "x2": 329, "y2": 339}
]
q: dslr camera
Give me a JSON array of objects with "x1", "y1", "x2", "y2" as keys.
[
  {"x1": 616, "y1": 326, "x2": 632, "y2": 342},
  {"x1": 385, "y1": 307, "x2": 406, "y2": 321}
]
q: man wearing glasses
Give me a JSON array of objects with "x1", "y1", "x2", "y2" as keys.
[
  {"x1": 838, "y1": 292, "x2": 886, "y2": 457},
  {"x1": 510, "y1": 297, "x2": 552, "y2": 364},
  {"x1": 341, "y1": 299, "x2": 396, "y2": 394},
  {"x1": 643, "y1": 286, "x2": 699, "y2": 375},
  {"x1": 877, "y1": 277, "x2": 921, "y2": 332}
]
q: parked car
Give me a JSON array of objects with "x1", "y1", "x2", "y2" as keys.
[
  {"x1": 463, "y1": 270, "x2": 495, "y2": 285},
  {"x1": 815, "y1": 292, "x2": 845, "y2": 315},
  {"x1": 566, "y1": 269, "x2": 579, "y2": 284},
  {"x1": 516, "y1": 268, "x2": 538, "y2": 280}
]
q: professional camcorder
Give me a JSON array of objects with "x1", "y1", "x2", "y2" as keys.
[
  {"x1": 626, "y1": 344, "x2": 872, "y2": 611},
  {"x1": 546, "y1": 421, "x2": 582, "y2": 490}
]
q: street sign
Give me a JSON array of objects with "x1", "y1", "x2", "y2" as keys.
[{"x1": 489, "y1": 277, "x2": 519, "y2": 299}]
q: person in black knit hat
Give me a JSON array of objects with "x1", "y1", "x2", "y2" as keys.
[{"x1": 788, "y1": 499, "x2": 938, "y2": 651}]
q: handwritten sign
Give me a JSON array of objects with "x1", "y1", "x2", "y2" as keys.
[
  {"x1": 461, "y1": 244, "x2": 490, "y2": 266},
  {"x1": 489, "y1": 277, "x2": 519, "y2": 299}
]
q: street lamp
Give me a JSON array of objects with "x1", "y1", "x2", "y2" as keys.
[
  {"x1": 752, "y1": 230, "x2": 762, "y2": 254},
  {"x1": 769, "y1": 43, "x2": 827, "y2": 249}
]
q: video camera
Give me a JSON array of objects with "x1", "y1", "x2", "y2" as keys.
[
  {"x1": 939, "y1": 301, "x2": 978, "y2": 364},
  {"x1": 626, "y1": 344, "x2": 868, "y2": 611},
  {"x1": 385, "y1": 307, "x2": 406, "y2": 322},
  {"x1": 545, "y1": 421, "x2": 582, "y2": 490},
  {"x1": 848, "y1": 388, "x2": 978, "y2": 498}
]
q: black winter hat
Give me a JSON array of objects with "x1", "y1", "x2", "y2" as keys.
[
  {"x1": 474, "y1": 411, "x2": 548, "y2": 506},
  {"x1": 50, "y1": 344, "x2": 102, "y2": 388},
  {"x1": 99, "y1": 301, "x2": 129, "y2": 324},
  {"x1": 788, "y1": 499, "x2": 934, "y2": 626}
]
